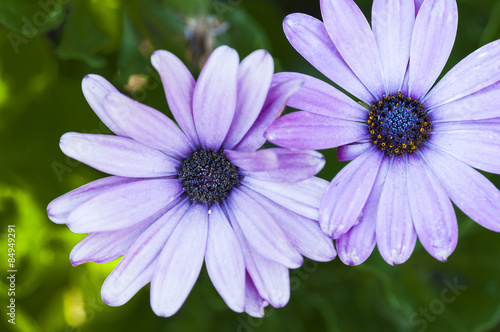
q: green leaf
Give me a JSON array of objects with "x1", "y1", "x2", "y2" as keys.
[{"x1": 0, "y1": 0, "x2": 65, "y2": 34}]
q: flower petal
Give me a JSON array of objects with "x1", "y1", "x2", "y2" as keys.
[
  {"x1": 70, "y1": 220, "x2": 154, "y2": 266},
  {"x1": 430, "y1": 124, "x2": 500, "y2": 174},
  {"x1": 321, "y1": 0, "x2": 385, "y2": 98},
  {"x1": 320, "y1": 148, "x2": 384, "y2": 239},
  {"x1": 283, "y1": 13, "x2": 373, "y2": 102},
  {"x1": 265, "y1": 111, "x2": 368, "y2": 149},
  {"x1": 406, "y1": 154, "x2": 457, "y2": 261},
  {"x1": 245, "y1": 188, "x2": 336, "y2": 262},
  {"x1": 81, "y1": 74, "x2": 127, "y2": 136},
  {"x1": 150, "y1": 203, "x2": 209, "y2": 317},
  {"x1": 47, "y1": 176, "x2": 132, "y2": 224},
  {"x1": 424, "y1": 39, "x2": 500, "y2": 109},
  {"x1": 226, "y1": 188, "x2": 302, "y2": 268},
  {"x1": 205, "y1": 203, "x2": 245, "y2": 312},
  {"x1": 421, "y1": 146, "x2": 500, "y2": 232},
  {"x1": 101, "y1": 200, "x2": 189, "y2": 306},
  {"x1": 67, "y1": 178, "x2": 183, "y2": 233},
  {"x1": 243, "y1": 274, "x2": 268, "y2": 318},
  {"x1": 223, "y1": 50, "x2": 274, "y2": 149},
  {"x1": 336, "y1": 156, "x2": 390, "y2": 265},
  {"x1": 103, "y1": 92, "x2": 193, "y2": 158},
  {"x1": 243, "y1": 176, "x2": 328, "y2": 220},
  {"x1": 429, "y1": 81, "x2": 500, "y2": 121},
  {"x1": 235, "y1": 78, "x2": 303, "y2": 151},
  {"x1": 408, "y1": 0, "x2": 458, "y2": 99},
  {"x1": 376, "y1": 157, "x2": 417, "y2": 265},
  {"x1": 336, "y1": 142, "x2": 372, "y2": 162},
  {"x1": 372, "y1": 0, "x2": 415, "y2": 93},
  {"x1": 272, "y1": 72, "x2": 368, "y2": 121},
  {"x1": 193, "y1": 46, "x2": 239, "y2": 150},
  {"x1": 60, "y1": 133, "x2": 179, "y2": 178},
  {"x1": 229, "y1": 218, "x2": 290, "y2": 308},
  {"x1": 151, "y1": 50, "x2": 199, "y2": 146},
  {"x1": 228, "y1": 148, "x2": 325, "y2": 183}
]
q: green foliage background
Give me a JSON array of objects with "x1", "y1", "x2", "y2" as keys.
[{"x1": 1, "y1": 0, "x2": 500, "y2": 331}]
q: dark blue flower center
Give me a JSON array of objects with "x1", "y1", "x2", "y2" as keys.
[
  {"x1": 178, "y1": 149, "x2": 241, "y2": 205},
  {"x1": 368, "y1": 92, "x2": 432, "y2": 156}
]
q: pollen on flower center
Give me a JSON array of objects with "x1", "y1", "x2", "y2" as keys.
[
  {"x1": 367, "y1": 92, "x2": 432, "y2": 156},
  {"x1": 178, "y1": 149, "x2": 241, "y2": 205}
]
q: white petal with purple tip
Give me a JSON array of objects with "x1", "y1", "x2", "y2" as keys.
[
  {"x1": 151, "y1": 203, "x2": 209, "y2": 317},
  {"x1": 193, "y1": 46, "x2": 239, "y2": 150},
  {"x1": 60, "y1": 133, "x2": 180, "y2": 178}
]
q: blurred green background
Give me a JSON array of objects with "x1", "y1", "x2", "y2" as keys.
[{"x1": 1, "y1": 0, "x2": 500, "y2": 331}]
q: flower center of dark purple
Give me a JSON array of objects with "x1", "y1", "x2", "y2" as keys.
[
  {"x1": 368, "y1": 92, "x2": 432, "y2": 156},
  {"x1": 178, "y1": 149, "x2": 241, "y2": 205}
]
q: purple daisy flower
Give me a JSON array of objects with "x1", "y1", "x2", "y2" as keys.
[
  {"x1": 47, "y1": 46, "x2": 335, "y2": 317},
  {"x1": 265, "y1": 0, "x2": 500, "y2": 265}
]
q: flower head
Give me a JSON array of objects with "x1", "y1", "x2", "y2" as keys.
[
  {"x1": 266, "y1": 0, "x2": 500, "y2": 265},
  {"x1": 47, "y1": 46, "x2": 335, "y2": 317}
]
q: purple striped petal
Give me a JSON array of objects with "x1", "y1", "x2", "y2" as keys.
[
  {"x1": 151, "y1": 50, "x2": 199, "y2": 146},
  {"x1": 245, "y1": 187, "x2": 336, "y2": 262},
  {"x1": 320, "y1": 0, "x2": 385, "y2": 99},
  {"x1": 235, "y1": 79, "x2": 303, "y2": 151},
  {"x1": 81, "y1": 75, "x2": 127, "y2": 136},
  {"x1": 421, "y1": 147, "x2": 500, "y2": 232},
  {"x1": 414, "y1": 0, "x2": 424, "y2": 13},
  {"x1": 205, "y1": 203, "x2": 245, "y2": 312},
  {"x1": 336, "y1": 157, "x2": 390, "y2": 265},
  {"x1": 103, "y1": 92, "x2": 193, "y2": 158},
  {"x1": 230, "y1": 148, "x2": 325, "y2": 183},
  {"x1": 150, "y1": 203, "x2": 209, "y2": 317},
  {"x1": 336, "y1": 142, "x2": 372, "y2": 161},
  {"x1": 430, "y1": 124, "x2": 500, "y2": 174},
  {"x1": 372, "y1": 0, "x2": 415, "y2": 93},
  {"x1": 424, "y1": 40, "x2": 500, "y2": 109},
  {"x1": 193, "y1": 46, "x2": 239, "y2": 150},
  {"x1": 223, "y1": 50, "x2": 274, "y2": 149},
  {"x1": 226, "y1": 188, "x2": 302, "y2": 268},
  {"x1": 429, "y1": 81, "x2": 500, "y2": 121},
  {"x1": 244, "y1": 274, "x2": 268, "y2": 318},
  {"x1": 243, "y1": 176, "x2": 328, "y2": 220},
  {"x1": 101, "y1": 200, "x2": 189, "y2": 306},
  {"x1": 376, "y1": 157, "x2": 417, "y2": 265},
  {"x1": 224, "y1": 149, "x2": 279, "y2": 172},
  {"x1": 47, "y1": 176, "x2": 132, "y2": 224},
  {"x1": 229, "y1": 218, "x2": 290, "y2": 307},
  {"x1": 320, "y1": 148, "x2": 384, "y2": 239},
  {"x1": 408, "y1": 0, "x2": 457, "y2": 99},
  {"x1": 265, "y1": 111, "x2": 368, "y2": 149},
  {"x1": 70, "y1": 220, "x2": 154, "y2": 266},
  {"x1": 272, "y1": 72, "x2": 368, "y2": 121},
  {"x1": 406, "y1": 154, "x2": 457, "y2": 261},
  {"x1": 60, "y1": 133, "x2": 180, "y2": 178},
  {"x1": 283, "y1": 13, "x2": 373, "y2": 102},
  {"x1": 67, "y1": 178, "x2": 183, "y2": 233}
]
